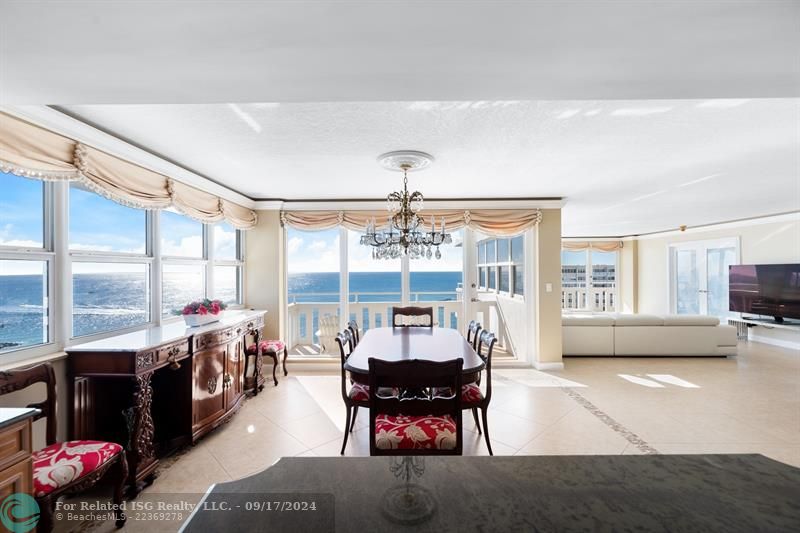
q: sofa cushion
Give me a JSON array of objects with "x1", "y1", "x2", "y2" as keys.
[
  {"x1": 614, "y1": 314, "x2": 664, "y2": 326},
  {"x1": 662, "y1": 315, "x2": 720, "y2": 326},
  {"x1": 562, "y1": 314, "x2": 617, "y2": 326}
]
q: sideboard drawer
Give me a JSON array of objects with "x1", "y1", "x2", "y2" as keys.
[{"x1": 0, "y1": 420, "x2": 32, "y2": 473}]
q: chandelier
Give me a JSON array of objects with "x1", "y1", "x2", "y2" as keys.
[{"x1": 361, "y1": 151, "x2": 452, "y2": 260}]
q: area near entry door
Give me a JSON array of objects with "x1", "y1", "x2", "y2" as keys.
[{"x1": 670, "y1": 238, "x2": 739, "y2": 317}]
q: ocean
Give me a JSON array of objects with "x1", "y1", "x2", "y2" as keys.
[{"x1": 0, "y1": 271, "x2": 462, "y2": 352}]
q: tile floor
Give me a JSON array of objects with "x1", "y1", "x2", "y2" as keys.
[{"x1": 74, "y1": 340, "x2": 799, "y2": 532}]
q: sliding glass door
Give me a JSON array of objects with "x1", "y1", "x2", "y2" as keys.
[{"x1": 670, "y1": 238, "x2": 739, "y2": 318}]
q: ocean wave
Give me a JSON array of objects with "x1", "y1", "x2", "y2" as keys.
[{"x1": 72, "y1": 307, "x2": 147, "y2": 316}]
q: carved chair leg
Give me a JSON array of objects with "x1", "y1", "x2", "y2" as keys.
[
  {"x1": 283, "y1": 346, "x2": 289, "y2": 376},
  {"x1": 349, "y1": 406, "x2": 359, "y2": 433},
  {"x1": 481, "y1": 407, "x2": 493, "y2": 456},
  {"x1": 270, "y1": 353, "x2": 278, "y2": 386},
  {"x1": 36, "y1": 495, "x2": 55, "y2": 533},
  {"x1": 341, "y1": 406, "x2": 352, "y2": 455},
  {"x1": 471, "y1": 407, "x2": 482, "y2": 434},
  {"x1": 113, "y1": 453, "x2": 129, "y2": 528}
]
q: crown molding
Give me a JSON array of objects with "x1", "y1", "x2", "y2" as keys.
[
  {"x1": 0, "y1": 105, "x2": 256, "y2": 209},
  {"x1": 253, "y1": 198, "x2": 565, "y2": 211},
  {"x1": 564, "y1": 211, "x2": 800, "y2": 241}
]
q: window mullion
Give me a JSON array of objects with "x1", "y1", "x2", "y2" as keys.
[
  {"x1": 152, "y1": 210, "x2": 162, "y2": 326},
  {"x1": 53, "y1": 181, "x2": 71, "y2": 346},
  {"x1": 206, "y1": 223, "x2": 214, "y2": 299}
]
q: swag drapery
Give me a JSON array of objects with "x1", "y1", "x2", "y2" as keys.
[
  {"x1": 561, "y1": 240, "x2": 623, "y2": 251},
  {"x1": 280, "y1": 208, "x2": 543, "y2": 236},
  {"x1": 0, "y1": 113, "x2": 258, "y2": 229}
]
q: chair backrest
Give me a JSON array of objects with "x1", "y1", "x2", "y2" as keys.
[
  {"x1": 391, "y1": 306, "x2": 434, "y2": 328},
  {"x1": 335, "y1": 329, "x2": 355, "y2": 401},
  {"x1": 477, "y1": 330, "x2": 497, "y2": 403},
  {"x1": 368, "y1": 358, "x2": 463, "y2": 455},
  {"x1": 467, "y1": 320, "x2": 482, "y2": 351},
  {"x1": 347, "y1": 320, "x2": 360, "y2": 345},
  {"x1": 0, "y1": 363, "x2": 57, "y2": 445}
]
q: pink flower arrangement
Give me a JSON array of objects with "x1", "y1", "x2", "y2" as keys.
[{"x1": 178, "y1": 298, "x2": 228, "y2": 316}]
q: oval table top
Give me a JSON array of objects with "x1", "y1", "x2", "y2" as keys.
[{"x1": 343, "y1": 327, "x2": 484, "y2": 383}]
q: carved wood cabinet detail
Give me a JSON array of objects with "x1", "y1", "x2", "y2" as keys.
[{"x1": 66, "y1": 310, "x2": 265, "y2": 495}]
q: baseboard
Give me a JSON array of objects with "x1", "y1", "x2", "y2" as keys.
[
  {"x1": 533, "y1": 361, "x2": 565, "y2": 371},
  {"x1": 748, "y1": 335, "x2": 800, "y2": 351}
]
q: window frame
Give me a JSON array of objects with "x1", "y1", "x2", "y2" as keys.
[
  {"x1": 560, "y1": 247, "x2": 619, "y2": 313},
  {"x1": 0, "y1": 177, "x2": 56, "y2": 357},
  {"x1": 476, "y1": 235, "x2": 524, "y2": 298},
  {"x1": 1, "y1": 176, "x2": 248, "y2": 361}
]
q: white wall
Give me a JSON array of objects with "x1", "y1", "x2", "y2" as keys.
[{"x1": 638, "y1": 217, "x2": 800, "y2": 314}]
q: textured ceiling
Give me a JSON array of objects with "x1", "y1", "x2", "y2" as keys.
[
  {"x1": 61, "y1": 98, "x2": 800, "y2": 237},
  {"x1": 2, "y1": 1, "x2": 799, "y2": 104}
]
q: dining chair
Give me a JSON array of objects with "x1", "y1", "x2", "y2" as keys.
[
  {"x1": 347, "y1": 320, "x2": 361, "y2": 346},
  {"x1": 391, "y1": 306, "x2": 434, "y2": 328},
  {"x1": 466, "y1": 320, "x2": 483, "y2": 351},
  {"x1": 0, "y1": 363, "x2": 128, "y2": 532},
  {"x1": 469, "y1": 330, "x2": 497, "y2": 455},
  {"x1": 368, "y1": 357, "x2": 463, "y2": 456},
  {"x1": 336, "y1": 329, "x2": 369, "y2": 454}
]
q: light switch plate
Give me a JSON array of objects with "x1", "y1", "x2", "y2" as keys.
[{"x1": 545, "y1": 283, "x2": 553, "y2": 292}]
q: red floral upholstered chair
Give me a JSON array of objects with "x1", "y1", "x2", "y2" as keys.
[
  {"x1": 368, "y1": 358, "x2": 463, "y2": 456},
  {"x1": 336, "y1": 329, "x2": 369, "y2": 454},
  {"x1": 245, "y1": 332, "x2": 289, "y2": 387},
  {"x1": 439, "y1": 330, "x2": 496, "y2": 455},
  {"x1": 0, "y1": 363, "x2": 127, "y2": 533}
]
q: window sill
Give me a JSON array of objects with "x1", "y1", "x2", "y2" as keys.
[{"x1": 0, "y1": 349, "x2": 67, "y2": 371}]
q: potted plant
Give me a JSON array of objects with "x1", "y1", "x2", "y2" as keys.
[{"x1": 177, "y1": 298, "x2": 228, "y2": 327}]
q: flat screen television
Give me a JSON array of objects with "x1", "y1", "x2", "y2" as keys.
[{"x1": 729, "y1": 264, "x2": 800, "y2": 322}]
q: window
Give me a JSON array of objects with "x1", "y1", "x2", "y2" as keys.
[
  {"x1": 1, "y1": 172, "x2": 52, "y2": 354},
  {"x1": 162, "y1": 210, "x2": 203, "y2": 258},
  {"x1": 511, "y1": 235, "x2": 524, "y2": 296},
  {"x1": 561, "y1": 248, "x2": 617, "y2": 312},
  {"x1": 70, "y1": 184, "x2": 146, "y2": 253},
  {"x1": 410, "y1": 229, "x2": 463, "y2": 329},
  {"x1": 0, "y1": 260, "x2": 49, "y2": 351},
  {"x1": 72, "y1": 262, "x2": 150, "y2": 337},
  {"x1": 163, "y1": 263, "x2": 205, "y2": 316},
  {"x1": 210, "y1": 222, "x2": 243, "y2": 305},
  {"x1": 477, "y1": 235, "x2": 524, "y2": 296},
  {"x1": 161, "y1": 210, "x2": 206, "y2": 316}
]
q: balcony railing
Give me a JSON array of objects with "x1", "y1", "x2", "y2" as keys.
[
  {"x1": 562, "y1": 286, "x2": 616, "y2": 312},
  {"x1": 287, "y1": 291, "x2": 462, "y2": 354}
]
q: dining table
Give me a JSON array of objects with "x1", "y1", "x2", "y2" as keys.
[{"x1": 343, "y1": 327, "x2": 485, "y2": 385}]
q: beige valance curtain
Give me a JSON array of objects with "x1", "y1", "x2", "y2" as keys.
[
  {"x1": 0, "y1": 113, "x2": 80, "y2": 180},
  {"x1": 0, "y1": 113, "x2": 258, "y2": 229},
  {"x1": 561, "y1": 240, "x2": 623, "y2": 251},
  {"x1": 281, "y1": 209, "x2": 543, "y2": 236}
]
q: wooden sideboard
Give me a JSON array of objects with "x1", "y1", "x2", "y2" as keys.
[
  {"x1": 0, "y1": 408, "x2": 37, "y2": 502},
  {"x1": 66, "y1": 310, "x2": 265, "y2": 495}
]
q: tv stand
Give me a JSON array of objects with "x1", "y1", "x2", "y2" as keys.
[{"x1": 728, "y1": 316, "x2": 800, "y2": 340}]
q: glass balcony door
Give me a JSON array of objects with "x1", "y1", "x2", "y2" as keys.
[{"x1": 670, "y1": 238, "x2": 739, "y2": 318}]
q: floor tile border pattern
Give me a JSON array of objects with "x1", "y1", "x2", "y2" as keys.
[{"x1": 560, "y1": 387, "x2": 660, "y2": 455}]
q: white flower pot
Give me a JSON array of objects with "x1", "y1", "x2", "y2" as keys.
[{"x1": 183, "y1": 312, "x2": 222, "y2": 327}]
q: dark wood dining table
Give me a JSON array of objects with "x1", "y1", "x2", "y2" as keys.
[{"x1": 343, "y1": 327, "x2": 484, "y2": 385}]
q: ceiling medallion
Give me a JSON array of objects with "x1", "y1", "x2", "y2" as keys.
[{"x1": 361, "y1": 151, "x2": 451, "y2": 260}]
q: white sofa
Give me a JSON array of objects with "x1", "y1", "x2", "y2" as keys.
[{"x1": 562, "y1": 314, "x2": 738, "y2": 356}]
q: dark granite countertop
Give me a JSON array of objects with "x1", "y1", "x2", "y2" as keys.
[
  {"x1": 180, "y1": 454, "x2": 800, "y2": 532},
  {"x1": 0, "y1": 407, "x2": 39, "y2": 430}
]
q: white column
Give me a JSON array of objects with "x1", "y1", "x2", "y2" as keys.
[
  {"x1": 524, "y1": 227, "x2": 537, "y2": 365},
  {"x1": 401, "y1": 254, "x2": 410, "y2": 305},
  {"x1": 53, "y1": 181, "x2": 71, "y2": 346},
  {"x1": 462, "y1": 228, "x2": 477, "y2": 331},
  {"x1": 151, "y1": 210, "x2": 162, "y2": 325},
  {"x1": 339, "y1": 226, "x2": 349, "y2": 330}
]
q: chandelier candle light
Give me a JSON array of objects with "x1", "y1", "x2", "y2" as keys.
[{"x1": 361, "y1": 151, "x2": 452, "y2": 260}]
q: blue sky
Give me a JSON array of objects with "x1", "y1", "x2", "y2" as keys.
[
  {"x1": 1, "y1": 172, "x2": 236, "y2": 274},
  {"x1": 287, "y1": 227, "x2": 464, "y2": 273}
]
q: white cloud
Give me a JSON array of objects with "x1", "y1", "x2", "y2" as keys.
[
  {"x1": 308, "y1": 240, "x2": 328, "y2": 252},
  {"x1": 163, "y1": 235, "x2": 203, "y2": 257},
  {"x1": 287, "y1": 236, "x2": 304, "y2": 254}
]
